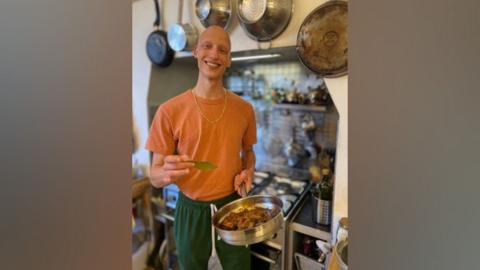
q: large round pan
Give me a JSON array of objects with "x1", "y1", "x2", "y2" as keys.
[
  {"x1": 297, "y1": 0, "x2": 348, "y2": 77},
  {"x1": 212, "y1": 195, "x2": 284, "y2": 246}
]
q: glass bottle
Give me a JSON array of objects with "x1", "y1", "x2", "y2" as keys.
[
  {"x1": 319, "y1": 169, "x2": 333, "y2": 201},
  {"x1": 312, "y1": 169, "x2": 333, "y2": 225},
  {"x1": 336, "y1": 217, "x2": 349, "y2": 243}
]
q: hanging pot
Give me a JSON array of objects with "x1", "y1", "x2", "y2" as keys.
[
  {"x1": 146, "y1": 0, "x2": 175, "y2": 67},
  {"x1": 297, "y1": 0, "x2": 348, "y2": 77},
  {"x1": 195, "y1": 0, "x2": 232, "y2": 29},
  {"x1": 167, "y1": 0, "x2": 199, "y2": 52},
  {"x1": 236, "y1": 0, "x2": 293, "y2": 42}
]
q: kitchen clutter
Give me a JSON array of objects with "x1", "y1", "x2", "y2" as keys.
[
  {"x1": 294, "y1": 217, "x2": 349, "y2": 270},
  {"x1": 138, "y1": 0, "x2": 350, "y2": 267},
  {"x1": 326, "y1": 217, "x2": 349, "y2": 270},
  {"x1": 271, "y1": 84, "x2": 333, "y2": 106},
  {"x1": 294, "y1": 236, "x2": 331, "y2": 270}
]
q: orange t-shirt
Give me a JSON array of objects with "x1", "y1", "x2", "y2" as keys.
[{"x1": 145, "y1": 90, "x2": 257, "y2": 201}]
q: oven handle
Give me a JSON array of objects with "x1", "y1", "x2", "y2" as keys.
[
  {"x1": 160, "y1": 212, "x2": 174, "y2": 222},
  {"x1": 251, "y1": 251, "x2": 277, "y2": 265}
]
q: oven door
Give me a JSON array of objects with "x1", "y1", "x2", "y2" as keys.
[{"x1": 251, "y1": 243, "x2": 282, "y2": 270}]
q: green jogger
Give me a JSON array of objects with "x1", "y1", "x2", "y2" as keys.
[{"x1": 174, "y1": 192, "x2": 251, "y2": 270}]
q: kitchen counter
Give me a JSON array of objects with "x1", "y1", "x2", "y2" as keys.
[
  {"x1": 291, "y1": 191, "x2": 331, "y2": 241},
  {"x1": 132, "y1": 177, "x2": 150, "y2": 200}
]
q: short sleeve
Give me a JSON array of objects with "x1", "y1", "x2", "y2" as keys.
[
  {"x1": 145, "y1": 106, "x2": 176, "y2": 155},
  {"x1": 242, "y1": 105, "x2": 257, "y2": 149}
]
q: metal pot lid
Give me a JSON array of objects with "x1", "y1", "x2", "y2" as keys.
[
  {"x1": 297, "y1": 1, "x2": 348, "y2": 77},
  {"x1": 167, "y1": 24, "x2": 187, "y2": 52}
]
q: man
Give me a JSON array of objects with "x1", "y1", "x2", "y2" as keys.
[{"x1": 145, "y1": 26, "x2": 256, "y2": 270}]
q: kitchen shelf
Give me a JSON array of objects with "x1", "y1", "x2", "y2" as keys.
[
  {"x1": 272, "y1": 103, "x2": 328, "y2": 112},
  {"x1": 287, "y1": 194, "x2": 331, "y2": 270},
  {"x1": 290, "y1": 194, "x2": 331, "y2": 241}
]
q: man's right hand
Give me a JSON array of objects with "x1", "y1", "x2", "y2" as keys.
[{"x1": 150, "y1": 154, "x2": 194, "y2": 187}]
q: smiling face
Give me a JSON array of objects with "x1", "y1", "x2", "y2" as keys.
[{"x1": 193, "y1": 26, "x2": 231, "y2": 81}]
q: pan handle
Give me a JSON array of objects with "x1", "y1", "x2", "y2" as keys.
[
  {"x1": 251, "y1": 251, "x2": 277, "y2": 265},
  {"x1": 209, "y1": 204, "x2": 218, "y2": 257},
  {"x1": 153, "y1": 0, "x2": 160, "y2": 27},
  {"x1": 177, "y1": 0, "x2": 184, "y2": 23},
  {"x1": 240, "y1": 182, "x2": 247, "y2": 197},
  {"x1": 210, "y1": 204, "x2": 222, "y2": 241},
  {"x1": 257, "y1": 40, "x2": 272, "y2": 50}
]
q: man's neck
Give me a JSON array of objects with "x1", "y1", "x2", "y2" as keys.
[{"x1": 193, "y1": 77, "x2": 225, "y2": 99}]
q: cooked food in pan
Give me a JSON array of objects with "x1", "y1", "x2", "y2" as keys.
[{"x1": 218, "y1": 206, "x2": 280, "y2": 230}]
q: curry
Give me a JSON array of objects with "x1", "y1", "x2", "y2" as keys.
[{"x1": 218, "y1": 206, "x2": 280, "y2": 230}]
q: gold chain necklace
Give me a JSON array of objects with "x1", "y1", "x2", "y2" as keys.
[{"x1": 191, "y1": 88, "x2": 228, "y2": 124}]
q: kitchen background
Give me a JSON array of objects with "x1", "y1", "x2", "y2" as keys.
[{"x1": 132, "y1": 0, "x2": 348, "y2": 269}]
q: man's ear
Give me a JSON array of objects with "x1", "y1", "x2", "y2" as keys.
[
  {"x1": 226, "y1": 55, "x2": 231, "y2": 68},
  {"x1": 192, "y1": 46, "x2": 198, "y2": 58}
]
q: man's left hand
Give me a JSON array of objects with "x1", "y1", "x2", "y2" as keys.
[{"x1": 234, "y1": 169, "x2": 253, "y2": 197}]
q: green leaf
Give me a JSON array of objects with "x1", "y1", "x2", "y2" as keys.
[{"x1": 193, "y1": 161, "x2": 217, "y2": 171}]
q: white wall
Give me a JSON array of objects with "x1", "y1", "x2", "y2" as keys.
[
  {"x1": 325, "y1": 76, "x2": 348, "y2": 242},
  {"x1": 132, "y1": 0, "x2": 348, "y2": 242},
  {"x1": 132, "y1": 0, "x2": 154, "y2": 170}
]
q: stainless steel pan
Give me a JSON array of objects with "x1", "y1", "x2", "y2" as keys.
[
  {"x1": 297, "y1": 0, "x2": 348, "y2": 77},
  {"x1": 195, "y1": 0, "x2": 232, "y2": 29},
  {"x1": 236, "y1": 0, "x2": 293, "y2": 41},
  {"x1": 212, "y1": 194, "x2": 284, "y2": 246},
  {"x1": 167, "y1": 0, "x2": 198, "y2": 52},
  {"x1": 336, "y1": 239, "x2": 348, "y2": 270}
]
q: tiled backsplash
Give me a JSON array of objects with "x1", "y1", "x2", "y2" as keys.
[{"x1": 225, "y1": 61, "x2": 339, "y2": 180}]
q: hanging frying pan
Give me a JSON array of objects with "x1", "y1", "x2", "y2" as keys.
[
  {"x1": 146, "y1": 0, "x2": 175, "y2": 67},
  {"x1": 297, "y1": 0, "x2": 348, "y2": 77}
]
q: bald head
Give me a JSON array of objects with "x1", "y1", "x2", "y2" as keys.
[
  {"x1": 197, "y1": 25, "x2": 231, "y2": 51},
  {"x1": 193, "y1": 25, "x2": 232, "y2": 79}
]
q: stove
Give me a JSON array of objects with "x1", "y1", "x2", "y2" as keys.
[
  {"x1": 251, "y1": 173, "x2": 309, "y2": 219},
  {"x1": 249, "y1": 172, "x2": 312, "y2": 270}
]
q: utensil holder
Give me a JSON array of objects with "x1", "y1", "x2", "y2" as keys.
[{"x1": 312, "y1": 193, "x2": 332, "y2": 225}]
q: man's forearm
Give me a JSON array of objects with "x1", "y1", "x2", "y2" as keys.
[
  {"x1": 149, "y1": 165, "x2": 170, "y2": 188},
  {"x1": 149, "y1": 153, "x2": 169, "y2": 188},
  {"x1": 242, "y1": 148, "x2": 256, "y2": 174}
]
